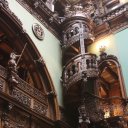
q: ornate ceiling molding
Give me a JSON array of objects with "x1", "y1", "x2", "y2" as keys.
[
  {"x1": 94, "y1": 3, "x2": 128, "y2": 39},
  {"x1": 15, "y1": 0, "x2": 128, "y2": 41},
  {"x1": 16, "y1": 0, "x2": 62, "y2": 40}
]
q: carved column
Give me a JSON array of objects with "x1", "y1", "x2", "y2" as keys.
[{"x1": 61, "y1": 2, "x2": 104, "y2": 128}]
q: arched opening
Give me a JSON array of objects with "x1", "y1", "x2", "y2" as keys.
[
  {"x1": 98, "y1": 54, "x2": 127, "y2": 118},
  {"x1": 0, "y1": 4, "x2": 60, "y2": 121}
]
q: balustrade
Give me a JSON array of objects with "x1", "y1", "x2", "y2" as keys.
[
  {"x1": 62, "y1": 53, "x2": 98, "y2": 89},
  {"x1": 63, "y1": 25, "x2": 94, "y2": 49},
  {"x1": 0, "y1": 65, "x2": 48, "y2": 116},
  {"x1": 63, "y1": 33, "x2": 94, "y2": 49}
]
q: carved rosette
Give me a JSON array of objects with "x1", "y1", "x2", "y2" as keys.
[{"x1": 32, "y1": 23, "x2": 44, "y2": 40}]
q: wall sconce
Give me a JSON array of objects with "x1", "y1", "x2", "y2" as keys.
[
  {"x1": 96, "y1": 37, "x2": 111, "y2": 54},
  {"x1": 104, "y1": 109, "x2": 110, "y2": 118},
  {"x1": 99, "y1": 45, "x2": 106, "y2": 54}
]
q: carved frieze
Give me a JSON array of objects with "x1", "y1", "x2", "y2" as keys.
[
  {"x1": 12, "y1": 88, "x2": 31, "y2": 107},
  {"x1": 33, "y1": 100, "x2": 47, "y2": 115}
]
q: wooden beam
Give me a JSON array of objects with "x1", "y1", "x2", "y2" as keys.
[
  {"x1": 99, "y1": 77, "x2": 111, "y2": 91},
  {"x1": 106, "y1": 64, "x2": 118, "y2": 80},
  {"x1": 71, "y1": 45, "x2": 79, "y2": 53}
]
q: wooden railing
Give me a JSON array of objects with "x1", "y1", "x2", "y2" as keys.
[
  {"x1": 0, "y1": 65, "x2": 48, "y2": 116},
  {"x1": 62, "y1": 32, "x2": 94, "y2": 49},
  {"x1": 62, "y1": 53, "x2": 98, "y2": 89}
]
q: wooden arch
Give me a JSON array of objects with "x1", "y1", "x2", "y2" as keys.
[
  {"x1": 98, "y1": 54, "x2": 127, "y2": 99},
  {"x1": 0, "y1": 2, "x2": 60, "y2": 121}
]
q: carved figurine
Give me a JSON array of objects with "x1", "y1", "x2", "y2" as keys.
[
  {"x1": 8, "y1": 52, "x2": 20, "y2": 73},
  {"x1": 7, "y1": 52, "x2": 20, "y2": 87}
]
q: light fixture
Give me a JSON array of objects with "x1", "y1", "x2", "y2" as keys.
[{"x1": 99, "y1": 45, "x2": 106, "y2": 53}]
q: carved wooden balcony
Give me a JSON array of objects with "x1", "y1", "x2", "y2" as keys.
[
  {"x1": 0, "y1": 65, "x2": 48, "y2": 116},
  {"x1": 62, "y1": 22, "x2": 94, "y2": 49},
  {"x1": 63, "y1": 32, "x2": 94, "y2": 49},
  {"x1": 62, "y1": 53, "x2": 98, "y2": 89}
]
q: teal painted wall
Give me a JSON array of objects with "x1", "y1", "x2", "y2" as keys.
[
  {"x1": 89, "y1": 29, "x2": 128, "y2": 96},
  {"x1": 115, "y1": 29, "x2": 128, "y2": 96},
  {"x1": 8, "y1": 0, "x2": 63, "y2": 106}
]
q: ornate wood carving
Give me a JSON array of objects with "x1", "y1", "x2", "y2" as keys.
[
  {"x1": 15, "y1": 0, "x2": 128, "y2": 40},
  {"x1": 0, "y1": 64, "x2": 48, "y2": 117},
  {"x1": 61, "y1": 3, "x2": 102, "y2": 127},
  {"x1": 1, "y1": 0, "x2": 127, "y2": 127},
  {"x1": 60, "y1": 1, "x2": 128, "y2": 127},
  {"x1": 62, "y1": 54, "x2": 98, "y2": 89},
  {"x1": 33, "y1": 100, "x2": 47, "y2": 115},
  {"x1": 12, "y1": 88, "x2": 31, "y2": 107}
]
